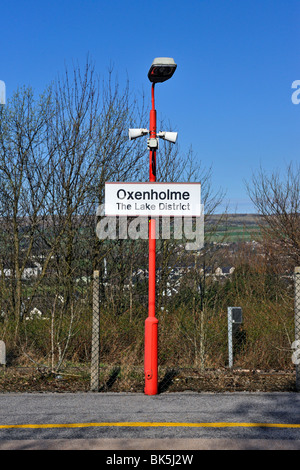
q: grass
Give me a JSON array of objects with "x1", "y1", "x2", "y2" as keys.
[{"x1": 207, "y1": 225, "x2": 261, "y2": 242}]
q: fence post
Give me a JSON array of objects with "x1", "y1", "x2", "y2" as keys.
[
  {"x1": 295, "y1": 267, "x2": 300, "y2": 392},
  {"x1": 0, "y1": 341, "x2": 6, "y2": 367},
  {"x1": 228, "y1": 307, "x2": 233, "y2": 368},
  {"x1": 90, "y1": 270, "x2": 100, "y2": 391}
]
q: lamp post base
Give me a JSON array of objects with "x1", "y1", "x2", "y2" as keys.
[{"x1": 144, "y1": 316, "x2": 159, "y2": 395}]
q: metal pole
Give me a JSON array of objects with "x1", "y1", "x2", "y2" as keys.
[
  {"x1": 90, "y1": 270, "x2": 100, "y2": 391},
  {"x1": 228, "y1": 307, "x2": 233, "y2": 368},
  {"x1": 295, "y1": 267, "x2": 300, "y2": 392},
  {"x1": 0, "y1": 341, "x2": 6, "y2": 367},
  {"x1": 144, "y1": 83, "x2": 158, "y2": 395}
]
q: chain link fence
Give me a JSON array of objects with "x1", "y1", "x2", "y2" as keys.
[
  {"x1": 90, "y1": 264, "x2": 300, "y2": 392},
  {"x1": 90, "y1": 270, "x2": 100, "y2": 391},
  {"x1": 0, "y1": 256, "x2": 298, "y2": 392},
  {"x1": 295, "y1": 267, "x2": 300, "y2": 392}
]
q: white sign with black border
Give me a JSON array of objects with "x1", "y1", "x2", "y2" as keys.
[{"x1": 105, "y1": 182, "x2": 201, "y2": 217}]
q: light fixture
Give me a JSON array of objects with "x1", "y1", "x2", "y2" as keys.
[{"x1": 148, "y1": 58, "x2": 177, "y2": 83}]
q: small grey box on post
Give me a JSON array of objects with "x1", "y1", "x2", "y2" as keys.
[
  {"x1": 228, "y1": 307, "x2": 243, "y2": 368},
  {"x1": 231, "y1": 307, "x2": 243, "y2": 324},
  {"x1": 0, "y1": 341, "x2": 6, "y2": 366}
]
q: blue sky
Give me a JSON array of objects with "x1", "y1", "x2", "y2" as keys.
[{"x1": 1, "y1": 0, "x2": 299, "y2": 213}]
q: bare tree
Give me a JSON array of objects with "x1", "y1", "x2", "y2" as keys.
[
  {"x1": 0, "y1": 86, "x2": 54, "y2": 337},
  {"x1": 246, "y1": 162, "x2": 300, "y2": 268},
  {"x1": 40, "y1": 61, "x2": 148, "y2": 368},
  {"x1": 0, "y1": 60, "x2": 148, "y2": 355}
]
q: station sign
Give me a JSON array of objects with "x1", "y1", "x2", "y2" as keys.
[{"x1": 105, "y1": 182, "x2": 201, "y2": 217}]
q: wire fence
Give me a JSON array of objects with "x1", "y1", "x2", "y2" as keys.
[
  {"x1": 90, "y1": 265, "x2": 299, "y2": 393},
  {"x1": 0, "y1": 259, "x2": 299, "y2": 392},
  {"x1": 90, "y1": 270, "x2": 100, "y2": 391},
  {"x1": 294, "y1": 267, "x2": 300, "y2": 392}
]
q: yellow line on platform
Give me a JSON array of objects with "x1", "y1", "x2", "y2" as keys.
[{"x1": 0, "y1": 422, "x2": 300, "y2": 430}]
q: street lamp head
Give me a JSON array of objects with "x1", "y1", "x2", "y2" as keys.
[{"x1": 148, "y1": 58, "x2": 177, "y2": 83}]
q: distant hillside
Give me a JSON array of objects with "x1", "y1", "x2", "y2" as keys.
[{"x1": 205, "y1": 213, "x2": 262, "y2": 242}]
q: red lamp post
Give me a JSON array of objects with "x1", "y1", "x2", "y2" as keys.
[
  {"x1": 144, "y1": 81, "x2": 158, "y2": 395},
  {"x1": 144, "y1": 58, "x2": 177, "y2": 395},
  {"x1": 128, "y1": 58, "x2": 177, "y2": 395}
]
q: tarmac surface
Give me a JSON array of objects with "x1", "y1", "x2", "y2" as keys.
[
  {"x1": 1, "y1": 438, "x2": 300, "y2": 450},
  {"x1": 0, "y1": 392, "x2": 300, "y2": 450}
]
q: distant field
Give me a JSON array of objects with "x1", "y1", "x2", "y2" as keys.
[
  {"x1": 205, "y1": 213, "x2": 262, "y2": 242},
  {"x1": 207, "y1": 226, "x2": 261, "y2": 242}
]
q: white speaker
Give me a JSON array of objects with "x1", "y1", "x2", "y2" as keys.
[
  {"x1": 157, "y1": 131, "x2": 178, "y2": 144},
  {"x1": 128, "y1": 128, "x2": 149, "y2": 140}
]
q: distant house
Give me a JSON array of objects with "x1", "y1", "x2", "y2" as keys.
[
  {"x1": 215, "y1": 266, "x2": 235, "y2": 277},
  {"x1": 25, "y1": 307, "x2": 43, "y2": 321},
  {"x1": 21, "y1": 262, "x2": 42, "y2": 279},
  {"x1": 0, "y1": 262, "x2": 42, "y2": 279},
  {"x1": 221, "y1": 266, "x2": 235, "y2": 275}
]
